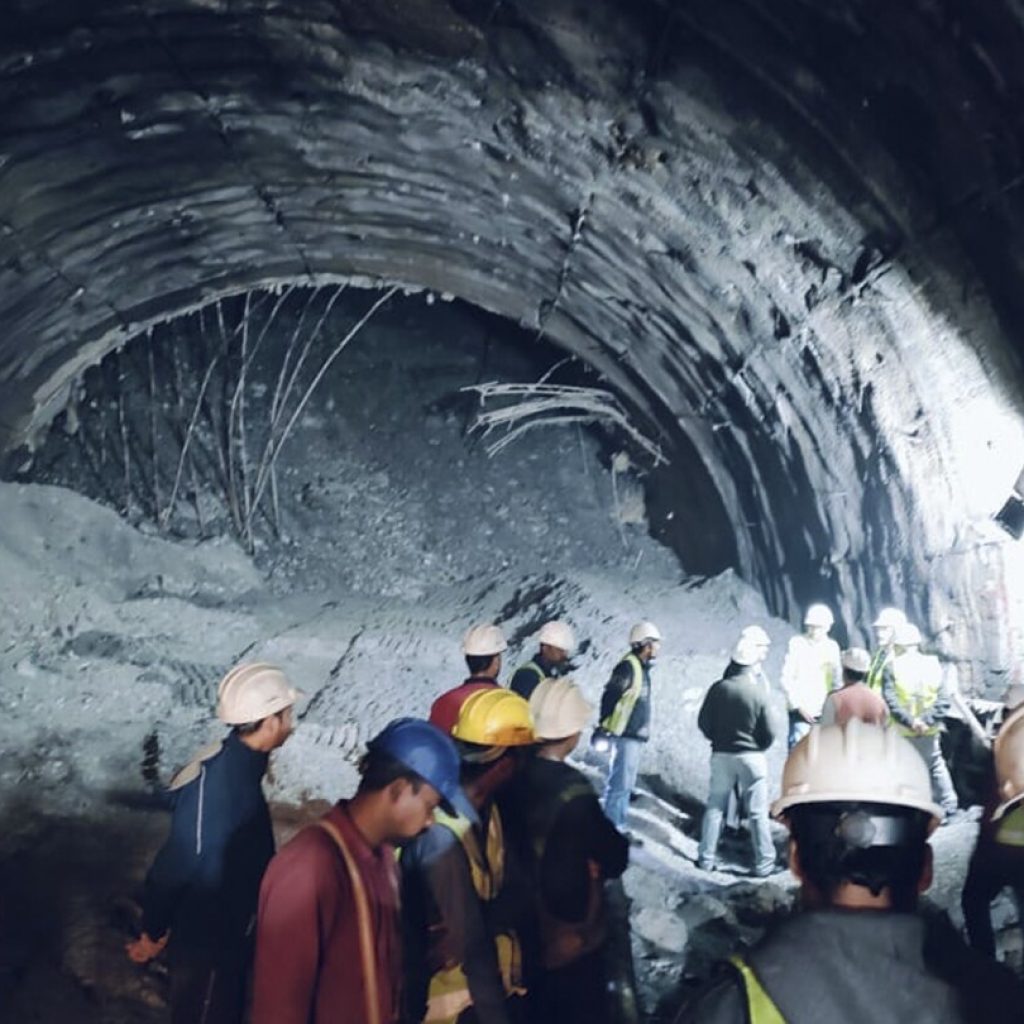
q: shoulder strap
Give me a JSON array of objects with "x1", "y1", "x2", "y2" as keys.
[
  {"x1": 728, "y1": 955, "x2": 787, "y2": 1024},
  {"x1": 316, "y1": 819, "x2": 383, "y2": 1024}
]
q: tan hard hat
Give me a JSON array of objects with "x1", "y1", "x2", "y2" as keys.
[
  {"x1": 873, "y1": 607, "x2": 907, "y2": 629},
  {"x1": 537, "y1": 620, "x2": 576, "y2": 654},
  {"x1": 893, "y1": 622, "x2": 922, "y2": 648},
  {"x1": 462, "y1": 623, "x2": 508, "y2": 657},
  {"x1": 842, "y1": 647, "x2": 872, "y2": 674},
  {"x1": 528, "y1": 677, "x2": 593, "y2": 740},
  {"x1": 804, "y1": 603, "x2": 834, "y2": 628},
  {"x1": 629, "y1": 621, "x2": 662, "y2": 646},
  {"x1": 740, "y1": 625, "x2": 771, "y2": 647},
  {"x1": 216, "y1": 662, "x2": 300, "y2": 725},
  {"x1": 993, "y1": 705, "x2": 1024, "y2": 820},
  {"x1": 772, "y1": 721, "x2": 943, "y2": 826}
]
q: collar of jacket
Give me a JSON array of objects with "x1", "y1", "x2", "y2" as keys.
[{"x1": 224, "y1": 728, "x2": 271, "y2": 779}]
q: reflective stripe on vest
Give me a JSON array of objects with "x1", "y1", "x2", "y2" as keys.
[
  {"x1": 996, "y1": 805, "x2": 1024, "y2": 848},
  {"x1": 424, "y1": 807, "x2": 525, "y2": 1023},
  {"x1": 600, "y1": 654, "x2": 645, "y2": 735},
  {"x1": 729, "y1": 955, "x2": 787, "y2": 1024},
  {"x1": 892, "y1": 653, "x2": 940, "y2": 736},
  {"x1": 866, "y1": 647, "x2": 891, "y2": 692}
]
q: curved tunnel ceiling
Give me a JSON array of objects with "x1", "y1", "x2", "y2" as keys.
[{"x1": 3, "y1": 0, "x2": 1024, "y2": 684}]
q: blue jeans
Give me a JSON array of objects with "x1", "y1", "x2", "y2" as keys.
[
  {"x1": 602, "y1": 736, "x2": 643, "y2": 829},
  {"x1": 788, "y1": 711, "x2": 811, "y2": 749},
  {"x1": 698, "y1": 751, "x2": 774, "y2": 874},
  {"x1": 908, "y1": 733, "x2": 958, "y2": 816}
]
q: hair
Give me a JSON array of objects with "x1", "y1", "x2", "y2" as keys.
[
  {"x1": 844, "y1": 667, "x2": 868, "y2": 684},
  {"x1": 465, "y1": 653, "x2": 496, "y2": 675},
  {"x1": 788, "y1": 802, "x2": 930, "y2": 911},
  {"x1": 356, "y1": 749, "x2": 425, "y2": 796},
  {"x1": 233, "y1": 708, "x2": 288, "y2": 736}
]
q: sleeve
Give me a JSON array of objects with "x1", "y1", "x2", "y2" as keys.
[
  {"x1": 752, "y1": 694, "x2": 775, "y2": 751},
  {"x1": 599, "y1": 662, "x2": 632, "y2": 724},
  {"x1": 251, "y1": 840, "x2": 337, "y2": 1024},
  {"x1": 508, "y1": 666, "x2": 534, "y2": 699},
  {"x1": 780, "y1": 639, "x2": 800, "y2": 708},
  {"x1": 881, "y1": 661, "x2": 915, "y2": 730},
  {"x1": 922, "y1": 657, "x2": 951, "y2": 726},
  {"x1": 819, "y1": 693, "x2": 837, "y2": 727},
  {"x1": 830, "y1": 644, "x2": 843, "y2": 693},
  {"x1": 140, "y1": 788, "x2": 200, "y2": 939}
]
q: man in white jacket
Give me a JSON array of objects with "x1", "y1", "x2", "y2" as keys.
[{"x1": 781, "y1": 604, "x2": 842, "y2": 748}]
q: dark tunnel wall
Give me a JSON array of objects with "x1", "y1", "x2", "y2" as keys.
[{"x1": 2, "y1": 0, "x2": 1024, "y2": 687}]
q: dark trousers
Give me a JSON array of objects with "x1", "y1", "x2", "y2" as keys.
[
  {"x1": 169, "y1": 945, "x2": 247, "y2": 1024},
  {"x1": 961, "y1": 839, "x2": 1024, "y2": 957},
  {"x1": 530, "y1": 948, "x2": 609, "y2": 1024}
]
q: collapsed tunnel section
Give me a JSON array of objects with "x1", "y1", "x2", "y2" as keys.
[{"x1": 2, "y1": 1, "x2": 1024, "y2": 687}]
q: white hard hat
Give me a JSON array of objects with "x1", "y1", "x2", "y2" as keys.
[
  {"x1": 893, "y1": 622, "x2": 922, "y2": 648},
  {"x1": 873, "y1": 607, "x2": 907, "y2": 629},
  {"x1": 462, "y1": 624, "x2": 508, "y2": 657},
  {"x1": 772, "y1": 721, "x2": 943, "y2": 825},
  {"x1": 217, "y1": 662, "x2": 300, "y2": 725},
  {"x1": 537, "y1": 620, "x2": 575, "y2": 654},
  {"x1": 994, "y1": 705, "x2": 1024, "y2": 820},
  {"x1": 629, "y1": 621, "x2": 662, "y2": 646},
  {"x1": 740, "y1": 625, "x2": 771, "y2": 647},
  {"x1": 841, "y1": 647, "x2": 872, "y2": 674},
  {"x1": 528, "y1": 678, "x2": 593, "y2": 740},
  {"x1": 804, "y1": 604, "x2": 834, "y2": 629},
  {"x1": 731, "y1": 637, "x2": 763, "y2": 667}
]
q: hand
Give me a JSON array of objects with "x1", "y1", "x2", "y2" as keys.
[
  {"x1": 800, "y1": 709, "x2": 817, "y2": 724},
  {"x1": 912, "y1": 719, "x2": 928, "y2": 736},
  {"x1": 126, "y1": 932, "x2": 168, "y2": 964}
]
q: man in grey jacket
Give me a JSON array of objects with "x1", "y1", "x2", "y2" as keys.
[{"x1": 676, "y1": 722, "x2": 1024, "y2": 1024}]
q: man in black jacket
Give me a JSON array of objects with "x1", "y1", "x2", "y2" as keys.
[
  {"x1": 509, "y1": 620, "x2": 575, "y2": 700},
  {"x1": 126, "y1": 662, "x2": 299, "y2": 1024},
  {"x1": 697, "y1": 636, "x2": 776, "y2": 875}
]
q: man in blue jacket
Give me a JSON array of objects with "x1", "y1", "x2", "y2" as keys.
[{"x1": 126, "y1": 662, "x2": 299, "y2": 1024}]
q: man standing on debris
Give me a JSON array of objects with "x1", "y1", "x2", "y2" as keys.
[
  {"x1": 251, "y1": 718, "x2": 461, "y2": 1024},
  {"x1": 502, "y1": 678, "x2": 628, "y2": 1024},
  {"x1": 781, "y1": 603, "x2": 842, "y2": 748},
  {"x1": 866, "y1": 606, "x2": 907, "y2": 690},
  {"x1": 819, "y1": 648, "x2": 889, "y2": 727},
  {"x1": 676, "y1": 721, "x2": 1024, "y2": 1023},
  {"x1": 696, "y1": 635, "x2": 777, "y2": 876},
  {"x1": 430, "y1": 624, "x2": 507, "y2": 735},
  {"x1": 509, "y1": 620, "x2": 575, "y2": 700},
  {"x1": 125, "y1": 662, "x2": 300, "y2": 1024},
  {"x1": 880, "y1": 622, "x2": 958, "y2": 820},
  {"x1": 597, "y1": 621, "x2": 662, "y2": 833},
  {"x1": 401, "y1": 688, "x2": 536, "y2": 1024}
]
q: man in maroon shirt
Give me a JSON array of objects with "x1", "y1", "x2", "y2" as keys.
[
  {"x1": 819, "y1": 648, "x2": 889, "y2": 727},
  {"x1": 251, "y1": 719, "x2": 461, "y2": 1024},
  {"x1": 430, "y1": 623, "x2": 507, "y2": 735}
]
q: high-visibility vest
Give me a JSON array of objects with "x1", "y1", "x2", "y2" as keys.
[
  {"x1": 996, "y1": 805, "x2": 1024, "y2": 848},
  {"x1": 729, "y1": 955, "x2": 787, "y2": 1024},
  {"x1": 866, "y1": 647, "x2": 892, "y2": 692},
  {"x1": 891, "y1": 652, "x2": 942, "y2": 736},
  {"x1": 600, "y1": 654, "x2": 645, "y2": 736},
  {"x1": 423, "y1": 806, "x2": 525, "y2": 1023}
]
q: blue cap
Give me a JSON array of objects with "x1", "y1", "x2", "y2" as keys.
[{"x1": 367, "y1": 718, "x2": 461, "y2": 809}]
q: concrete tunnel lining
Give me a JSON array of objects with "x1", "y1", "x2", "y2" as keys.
[{"x1": 2, "y1": 0, "x2": 1024, "y2": 686}]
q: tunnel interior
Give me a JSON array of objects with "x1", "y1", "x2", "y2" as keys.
[{"x1": 5, "y1": 0, "x2": 1024, "y2": 1019}]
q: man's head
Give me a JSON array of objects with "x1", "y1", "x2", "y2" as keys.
[
  {"x1": 803, "y1": 603, "x2": 834, "y2": 641},
  {"x1": 217, "y1": 662, "x2": 301, "y2": 751},
  {"x1": 537, "y1": 620, "x2": 575, "y2": 666},
  {"x1": 629, "y1": 621, "x2": 662, "y2": 662},
  {"x1": 873, "y1": 607, "x2": 907, "y2": 648},
  {"x1": 841, "y1": 647, "x2": 871, "y2": 686},
  {"x1": 893, "y1": 622, "x2": 922, "y2": 654},
  {"x1": 357, "y1": 718, "x2": 461, "y2": 842},
  {"x1": 451, "y1": 688, "x2": 535, "y2": 803},
  {"x1": 462, "y1": 623, "x2": 507, "y2": 678},
  {"x1": 739, "y1": 625, "x2": 771, "y2": 663},
  {"x1": 528, "y1": 677, "x2": 592, "y2": 757},
  {"x1": 773, "y1": 722, "x2": 942, "y2": 912}
]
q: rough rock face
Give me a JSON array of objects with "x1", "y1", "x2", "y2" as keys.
[{"x1": 2, "y1": 1, "x2": 1024, "y2": 687}]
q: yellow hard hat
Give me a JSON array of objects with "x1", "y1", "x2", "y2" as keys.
[
  {"x1": 452, "y1": 688, "x2": 535, "y2": 747},
  {"x1": 994, "y1": 705, "x2": 1024, "y2": 820}
]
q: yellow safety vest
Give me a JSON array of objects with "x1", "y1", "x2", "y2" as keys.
[
  {"x1": 891, "y1": 653, "x2": 941, "y2": 736},
  {"x1": 866, "y1": 647, "x2": 892, "y2": 692},
  {"x1": 730, "y1": 955, "x2": 787, "y2": 1024},
  {"x1": 600, "y1": 654, "x2": 645, "y2": 736},
  {"x1": 996, "y1": 805, "x2": 1024, "y2": 848},
  {"x1": 424, "y1": 806, "x2": 525, "y2": 1024}
]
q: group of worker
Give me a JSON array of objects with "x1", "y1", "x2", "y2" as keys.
[{"x1": 124, "y1": 608, "x2": 1024, "y2": 1024}]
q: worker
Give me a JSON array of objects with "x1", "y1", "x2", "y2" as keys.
[
  {"x1": 401, "y1": 688, "x2": 536, "y2": 1024},
  {"x1": 596, "y1": 621, "x2": 662, "y2": 832},
  {"x1": 431, "y1": 623, "x2": 507, "y2": 734},
  {"x1": 866, "y1": 606, "x2": 907, "y2": 691},
  {"x1": 696, "y1": 636, "x2": 777, "y2": 877},
  {"x1": 125, "y1": 662, "x2": 300, "y2": 1024},
  {"x1": 880, "y1": 622, "x2": 958, "y2": 820},
  {"x1": 738, "y1": 625, "x2": 772, "y2": 694},
  {"x1": 962, "y1": 698, "x2": 1024, "y2": 957},
  {"x1": 502, "y1": 678, "x2": 628, "y2": 1024},
  {"x1": 819, "y1": 648, "x2": 889, "y2": 727},
  {"x1": 675, "y1": 721, "x2": 1024, "y2": 1023},
  {"x1": 780, "y1": 603, "x2": 842, "y2": 748},
  {"x1": 251, "y1": 718, "x2": 461, "y2": 1024},
  {"x1": 509, "y1": 620, "x2": 576, "y2": 700}
]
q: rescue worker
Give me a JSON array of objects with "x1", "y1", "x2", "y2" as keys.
[
  {"x1": 503, "y1": 678, "x2": 628, "y2": 1024},
  {"x1": 866, "y1": 606, "x2": 907, "y2": 691},
  {"x1": 431, "y1": 624, "x2": 507, "y2": 734},
  {"x1": 676, "y1": 722, "x2": 1024, "y2": 1023},
  {"x1": 962, "y1": 700, "x2": 1024, "y2": 957},
  {"x1": 880, "y1": 622, "x2": 958, "y2": 819},
  {"x1": 401, "y1": 688, "x2": 536, "y2": 1024},
  {"x1": 251, "y1": 718, "x2": 461, "y2": 1024},
  {"x1": 780, "y1": 603, "x2": 842, "y2": 748},
  {"x1": 597, "y1": 621, "x2": 662, "y2": 832},
  {"x1": 738, "y1": 625, "x2": 772, "y2": 695},
  {"x1": 819, "y1": 648, "x2": 889, "y2": 727},
  {"x1": 125, "y1": 662, "x2": 300, "y2": 1024},
  {"x1": 509, "y1": 620, "x2": 575, "y2": 700},
  {"x1": 697, "y1": 636, "x2": 777, "y2": 876}
]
